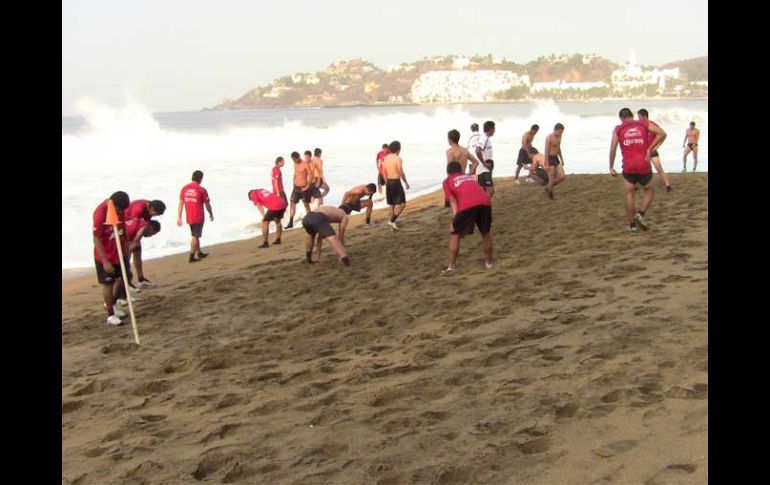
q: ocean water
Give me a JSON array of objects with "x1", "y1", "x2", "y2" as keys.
[{"x1": 62, "y1": 99, "x2": 708, "y2": 269}]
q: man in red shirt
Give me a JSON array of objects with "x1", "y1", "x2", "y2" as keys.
[
  {"x1": 124, "y1": 199, "x2": 165, "y2": 288},
  {"x1": 442, "y1": 162, "x2": 494, "y2": 273},
  {"x1": 375, "y1": 143, "x2": 389, "y2": 201},
  {"x1": 122, "y1": 218, "x2": 161, "y2": 291},
  {"x1": 177, "y1": 170, "x2": 214, "y2": 262},
  {"x1": 610, "y1": 108, "x2": 667, "y2": 232},
  {"x1": 248, "y1": 188, "x2": 288, "y2": 248},
  {"x1": 272, "y1": 156, "x2": 287, "y2": 205},
  {"x1": 93, "y1": 191, "x2": 131, "y2": 326}
]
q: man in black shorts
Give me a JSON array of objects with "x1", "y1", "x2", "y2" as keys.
[
  {"x1": 285, "y1": 151, "x2": 313, "y2": 229},
  {"x1": 382, "y1": 140, "x2": 410, "y2": 230},
  {"x1": 528, "y1": 152, "x2": 550, "y2": 186},
  {"x1": 302, "y1": 205, "x2": 351, "y2": 266},
  {"x1": 515, "y1": 124, "x2": 539, "y2": 184},
  {"x1": 442, "y1": 162, "x2": 494, "y2": 273},
  {"x1": 248, "y1": 188, "x2": 288, "y2": 247},
  {"x1": 339, "y1": 183, "x2": 377, "y2": 227},
  {"x1": 543, "y1": 123, "x2": 566, "y2": 199}
]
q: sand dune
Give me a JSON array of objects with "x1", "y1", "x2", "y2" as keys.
[{"x1": 62, "y1": 173, "x2": 708, "y2": 484}]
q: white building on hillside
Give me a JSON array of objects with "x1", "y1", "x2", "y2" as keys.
[{"x1": 411, "y1": 70, "x2": 529, "y2": 103}]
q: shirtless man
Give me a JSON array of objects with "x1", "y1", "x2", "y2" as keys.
[
  {"x1": 682, "y1": 121, "x2": 700, "y2": 172},
  {"x1": 637, "y1": 109, "x2": 671, "y2": 191},
  {"x1": 284, "y1": 151, "x2": 313, "y2": 229},
  {"x1": 375, "y1": 143, "x2": 389, "y2": 201},
  {"x1": 544, "y1": 123, "x2": 566, "y2": 199},
  {"x1": 382, "y1": 140, "x2": 410, "y2": 231},
  {"x1": 528, "y1": 152, "x2": 550, "y2": 186},
  {"x1": 340, "y1": 183, "x2": 377, "y2": 228},
  {"x1": 301, "y1": 205, "x2": 351, "y2": 266},
  {"x1": 310, "y1": 148, "x2": 330, "y2": 204},
  {"x1": 515, "y1": 124, "x2": 539, "y2": 184},
  {"x1": 446, "y1": 128, "x2": 480, "y2": 174}
]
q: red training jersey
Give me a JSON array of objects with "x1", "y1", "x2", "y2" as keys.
[
  {"x1": 93, "y1": 200, "x2": 126, "y2": 264},
  {"x1": 126, "y1": 199, "x2": 150, "y2": 221},
  {"x1": 272, "y1": 166, "x2": 284, "y2": 194},
  {"x1": 614, "y1": 119, "x2": 651, "y2": 175},
  {"x1": 180, "y1": 182, "x2": 210, "y2": 224},
  {"x1": 443, "y1": 174, "x2": 491, "y2": 212},
  {"x1": 250, "y1": 189, "x2": 287, "y2": 211}
]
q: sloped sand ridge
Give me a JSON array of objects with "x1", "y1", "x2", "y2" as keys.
[{"x1": 62, "y1": 173, "x2": 707, "y2": 484}]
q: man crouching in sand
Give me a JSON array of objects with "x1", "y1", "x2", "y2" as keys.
[{"x1": 302, "y1": 205, "x2": 351, "y2": 266}]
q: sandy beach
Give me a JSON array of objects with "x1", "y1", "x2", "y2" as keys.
[{"x1": 62, "y1": 173, "x2": 707, "y2": 484}]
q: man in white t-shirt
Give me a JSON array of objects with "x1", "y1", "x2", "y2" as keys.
[
  {"x1": 467, "y1": 123, "x2": 480, "y2": 173},
  {"x1": 474, "y1": 120, "x2": 495, "y2": 198}
]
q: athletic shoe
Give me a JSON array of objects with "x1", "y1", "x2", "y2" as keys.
[
  {"x1": 284, "y1": 222, "x2": 294, "y2": 229},
  {"x1": 258, "y1": 242, "x2": 269, "y2": 248},
  {"x1": 364, "y1": 222, "x2": 376, "y2": 228},
  {"x1": 634, "y1": 212, "x2": 650, "y2": 231},
  {"x1": 106, "y1": 315, "x2": 122, "y2": 326},
  {"x1": 137, "y1": 279, "x2": 154, "y2": 289},
  {"x1": 628, "y1": 224, "x2": 638, "y2": 232},
  {"x1": 666, "y1": 185, "x2": 672, "y2": 192},
  {"x1": 387, "y1": 221, "x2": 399, "y2": 231},
  {"x1": 272, "y1": 239, "x2": 281, "y2": 245},
  {"x1": 198, "y1": 252, "x2": 209, "y2": 259},
  {"x1": 441, "y1": 267, "x2": 456, "y2": 275},
  {"x1": 117, "y1": 296, "x2": 135, "y2": 307},
  {"x1": 105, "y1": 303, "x2": 126, "y2": 318},
  {"x1": 514, "y1": 179, "x2": 521, "y2": 185},
  {"x1": 485, "y1": 261, "x2": 494, "y2": 269}
]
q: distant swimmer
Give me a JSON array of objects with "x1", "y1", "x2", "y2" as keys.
[
  {"x1": 543, "y1": 123, "x2": 566, "y2": 199},
  {"x1": 125, "y1": 199, "x2": 166, "y2": 288},
  {"x1": 637, "y1": 109, "x2": 671, "y2": 192},
  {"x1": 442, "y1": 162, "x2": 493, "y2": 273},
  {"x1": 124, "y1": 218, "x2": 161, "y2": 291},
  {"x1": 446, "y1": 129, "x2": 480, "y2": 175},
  {"x1": 272, "y1": 156, "x2": 288, "y2": 205},
  {"x1": 474, "y1": 120, "x2": 496, "y2": 198},
  {"x1": 375, "y1": 143, "x2": 389, "y2": 201},
  {"x1": 248, "y1": 188, "x2": 288, "y2": 248},
  {"x1": 284, "y1": 151, "x2": 312, "y2": 229},
  {"x1": 310, "y1": 148, "x2": 330, "y2": 205},
  {"x1": 302, "y1": 205, "x2": 351, "y2": 266},
  {"x1": 515, "y1": 124, "x2": 539, "y2": 184},
  {"x1": 610, "y1": 107, "x2": 667, "y2": 232},
  {"x1": 177, "y1": 170, "x2": 213, "y2": 263},
  {"x1": 528, "y1": 152, "x2": 550, "y2": 186},
  {"x1": 382, "y1": 140, "x2": 410, "y2": 231},
  {"x1": 339, "y1": 183, "x2": 377, "y2": 228},
  {"x1": 682, "y1": 121, "x2": 700, "y2": 172},
  {"x1": 93, "y1": 191, "x2": 131, "y2": 326}
]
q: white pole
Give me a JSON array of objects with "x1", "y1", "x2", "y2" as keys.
[{"x1": 112, "y1": 225, "x2": 140, "y2": 345}]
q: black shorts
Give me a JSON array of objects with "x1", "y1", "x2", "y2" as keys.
[
  {"x1": 452, "y1": 205, "x2": 492, "y2": 236},
  {"x1": 687, "y1": 143, "x2": 696, "y2": 149},
  {"x1": 622, "y1": 172, "x2": 653, "y2": 186},
  {"x1": 386, "y1": 179, "x2": 406, "y2": 205},
  {"x1": 378, "y1": 173, "x2": 385, "y2": 186},
  {"x1": 302, "y1": 212, "x2": 336, "y2": 239},
  {"x1": 95, "y1": 259, "x2": 132, "y2": 285},
  {"x1": 264, "y1": 208, "x2": 286, "y2": 222},
  {"x1": 190, "y1": 223, "x2": 204, "y2": 238},
  {"x1": 650, "y1": 151, "x2": 659, "y2": 159},
  {"x1": 548, "y1": 155, "x2": 561, "y2": 166},
  {"x1": 291, "y1": 186, "x2": 311, "y2": 204},
  {"x1": 279, "y1": 191, "x2": 288, "y2": 205},
  {"x1": 310, "y1": 185, "x2": 323, "y2": 198},
  {"x1": 347, "y1": 200, "x2": 362, "y2": 212},
  {"x1": 477, "y1": 172, "x2": 494, "y2": 187},
  {"x1": 534, "y1": 166, "x2": 549, "y2": 185},
  {"x1": 517, "y1": 148, "x2": 532, "y2": 166}
]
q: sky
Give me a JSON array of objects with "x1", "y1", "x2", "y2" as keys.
[{"x1": 62, "y1": 0, "x2": 708, "y2": 116}]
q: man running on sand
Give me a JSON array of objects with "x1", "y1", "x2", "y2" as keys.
[
  {"x1": 302, "y1": 205, "x2": 351, "y2": 266},
  {"x1": 177, "y1": 170, "x2": 213, "y2": 263},
  {"x1": 515, "y1": 124, "x2": 539, "y2": 184},
  {"x1": 637, "y1": 109, "x2": 671, "y2": 192},
  {"x1": 383, "y1": 140, "x2": 410, "y2": 231},
  {"x1": 285, "y1": 151, "x2": 313, "y2": 229},
  {"x1": 610, "y1": 107, "x2": 667, "y2": 232},
  {"x1": 340, "y1": 183, "x2": 377, "y2": 228},
  {"x1": 682, "y1": 121, "x2": 700, "y2": 172},
  {"x1": 442, "y1": 162, "x2": 493, "y2": 273},
  {"x1": 544, "y1": 123, "x2": 566, "y2": 199},
  {"x1": 249, "y1": 188, "x2": 288, "y2": 248},
  {"x1": 375, "y1": 143, "x2": 389, "y2": 201}
]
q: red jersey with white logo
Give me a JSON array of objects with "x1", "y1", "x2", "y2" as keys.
[
  {"x1": 614, "y1": 119, "x2": 651, "y2": 175},
  {"x1": 250, "y1": 189, "x2": 287, "y2": 211},
  {"x1": 376, "y1": 149, "x2": 388, "y2": 175},
  {"x1": 180, "y1": 182, "x2": 210, "y2": 224},
  {"x1": 126, "y1": 199, "x2": 150, "y2": 221},
  {"x1": 272, "y1": 166, "x2": 284, "y2": 194},
  {"x1": 443, "y1": 174, "x2": 491, "y2": 212},
  {"x1": 124, "y1": 217, "x2": 149, "y2": 242},
  {"x1": 93, "y1": 200, "x2": 126, "y2": 264}
]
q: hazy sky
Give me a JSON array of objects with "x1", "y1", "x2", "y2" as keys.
[{"x1": 62, "y1": 0, "x2": 707, "y2": 116}]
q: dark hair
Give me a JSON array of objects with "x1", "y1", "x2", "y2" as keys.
[
  {"x1": 447, "y1": 161, "x2": 462, "y2": 174},
  {"x1": 339, "y1": 204, "x2": 352, "y2": 214},
  {"x1": 304, "y1": 150, "x2": 312, "y2": 156},
  {"x1": 149, "y1": 200, "x2": 166, "y2": 214},
  {"x1": 382, "y1": 143, "x2": 388, "y2": 148},
  {"x1": 690, "y1": 121, "x2": 696, "y2": 126},
  {"x1": 275, "y1": 156, "x2": 284, "y2": 164},
  {"x1": 531, "y1": 124, "x2": 539, "y2": 131},
  {"x1": 483, "y1": 120, "x2": 495, "y2": 132},
  {"x1": 470, "y1": 123, "x2": 479, "y2": 131},
  {"x1": 148, "y1": 220, "x2": 161, "y2": 232},
  {"x1": 388, "y1": 140, "x2": 401, "y2": 153},
  {"x1": 554, "y1": 123, "x2": 564, "y2": 131},
  {"x1": 448, "y1": 129, "x2": 460, "y2": 144},
  {"x1": 110, "y1": 191, "x2": 130, "y2": 210},
  {"x1": 192, "y1": 170, "x2": 204, "y2": 182},
  {"x1": 366, "y1": 183, "x2": 377, "y2": 192},
  {"x1": 291, "y1": 151, "x2": 300, "y2": 159},
  {"x1": 637, "y1": 108, "x2": 649, "y2": 118},
  {"x1": 618, "y1": 108, "x2": 633, "y2": 120},
  {"x1": 314, "y1": 148, "x2": 322, "y2": 156}
]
